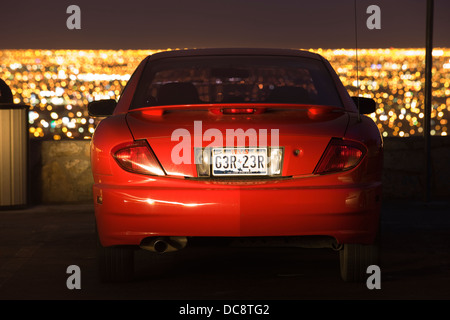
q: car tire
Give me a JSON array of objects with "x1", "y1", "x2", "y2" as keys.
[
  {"x1": 339, "y1": 243, "x2": 379, "y2": 282},
  {"x1": 96, "y1": 233, "x2": 135, "y2": 283}
]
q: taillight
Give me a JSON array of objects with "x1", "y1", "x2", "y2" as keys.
[
  {"x1": 113, "y1": 140, "x2": 165, "y2": 176},
  {"x1": 314, "y1": 139, "x2": 365, "y2": 174}
]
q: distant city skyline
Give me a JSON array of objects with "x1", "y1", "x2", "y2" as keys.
[
  {"x1": 1, "y1": 0, "x2": 450, "y2": 50},
  {"x1": 1, "y1": 48, "x2": 449, "y2": 140}
]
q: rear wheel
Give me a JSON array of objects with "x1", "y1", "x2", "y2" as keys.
[
  {"x1": 339, "y1": 243, "x2": 379, "y2": 282},
  {"x1": 96, "y1": 232, "x2": 135, "y2": 283}
]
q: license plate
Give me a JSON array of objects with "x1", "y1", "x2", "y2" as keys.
[{"x1": 212, "y1": 147, "x2": 267, "y2": 176}]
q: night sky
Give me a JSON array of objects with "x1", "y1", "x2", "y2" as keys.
[{"x1": 1, "y1": 0, "x2": 449, "y2": 50}]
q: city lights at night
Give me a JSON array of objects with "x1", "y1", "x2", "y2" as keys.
[{"x1": 0, "y1": 48, "x2": 449, "y2": 140}]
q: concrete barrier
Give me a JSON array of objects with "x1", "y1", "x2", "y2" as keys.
[
  {"x1": 31, "y1": 140, "x2": 94, "y2": 204},
  {"x1": 383, "y1": 136, "x2": 450, "y2": 200},
  {"x1": 30, "y1": 137, "x2": 450, "y2": 204}
]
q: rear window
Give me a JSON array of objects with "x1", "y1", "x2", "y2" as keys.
[{"x1": 131, "y1": 55, "x2": 343, "y2": 109}]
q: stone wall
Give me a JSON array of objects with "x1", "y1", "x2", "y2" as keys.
[
  {"x1": 30, "y1": 140, "x2": 94, "y2": 204},
  {"x1": 383, "y1": 136, "x2": 450, "y2": 200},
  {"x1": 30, "y1": 137, "x2": 450, "y2": 204}
]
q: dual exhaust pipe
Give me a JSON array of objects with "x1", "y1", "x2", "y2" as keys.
[{"x1": 140, "y1": 236, "x2": 187, "y2": 253}]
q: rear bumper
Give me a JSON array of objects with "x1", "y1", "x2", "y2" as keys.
[{"x1": 94, "y1": 176, "x2": 381, "y2": 247}]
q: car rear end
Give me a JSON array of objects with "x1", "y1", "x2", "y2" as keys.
[
  {"x1": 89, "y1": 49, "x2": 383, "y2": 282},
  {"x1": 93, "y1": 108, "x2": 381, "y2": 245}
]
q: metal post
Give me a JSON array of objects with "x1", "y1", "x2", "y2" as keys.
[{"x1": 424, "y1": 0, "x2": 434, "y2": 202}]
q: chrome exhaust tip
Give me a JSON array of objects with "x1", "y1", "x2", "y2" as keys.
[
  {"x1": 152, "y1": 239, "x2": 169, "y2": 253},
  {"x1": 140, "y1": 236, "x2": 187, "y2": 253}
]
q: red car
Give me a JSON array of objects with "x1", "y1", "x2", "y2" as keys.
[{"x1": 88, "y1": 48, "x2": 383, "y2": 283}]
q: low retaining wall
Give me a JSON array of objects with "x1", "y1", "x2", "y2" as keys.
[
  {"x1": 30, "y1": 140, "x2": 93, "y2": 204},
  {"x1": 30, "y1": 137, "x2": 450, "y2": 204},
  {"x1": 382, "y1": 136, "x2": 450, "y2": 200}
]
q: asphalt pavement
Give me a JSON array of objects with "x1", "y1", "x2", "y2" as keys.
[{"x1": 0, "y1": 199, "x2": 449, "y2": 301}]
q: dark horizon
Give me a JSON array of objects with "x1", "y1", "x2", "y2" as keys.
[{"x1": 1, "y1": 0, "x2": 450, "y2": 50}]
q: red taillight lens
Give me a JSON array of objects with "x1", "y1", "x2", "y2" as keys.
[
  {"x1": 314, "y1": 139, "x2": 365, "y2": 174},
  {"x1": 113, "y1": 140, "x2": 165, "y2": 176}
]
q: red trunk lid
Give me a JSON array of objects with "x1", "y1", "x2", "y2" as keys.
[{"x1": 126, "y1": 104, "x2": 349, "y2": 177}]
